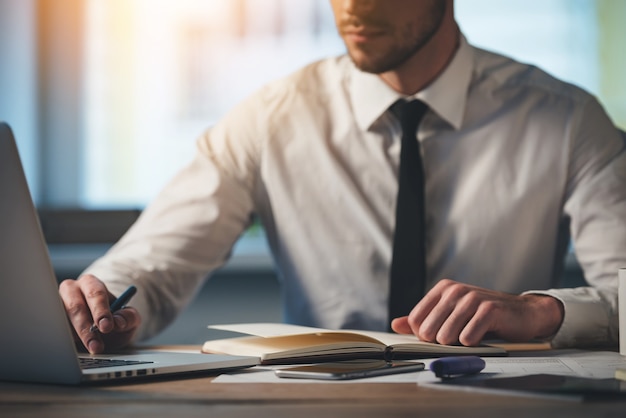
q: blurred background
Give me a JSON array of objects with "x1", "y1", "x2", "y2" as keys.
[{"x1": 0, "y1": 0, "x2": 624, "y2": 343}]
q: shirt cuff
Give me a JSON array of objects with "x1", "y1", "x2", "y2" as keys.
[{"x1": 522, "y1": 289, "x2": 613, "y2": 348}]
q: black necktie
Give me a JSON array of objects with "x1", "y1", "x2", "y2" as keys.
[{"x1": 388, "y1": 99, "x2": 429, "y2": 324}]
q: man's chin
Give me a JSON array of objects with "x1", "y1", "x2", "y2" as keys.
[
  {"x1": 347, "y1": 48, "x2": 409, "y2": 74},
  {"x1": 349, "y1": 53, "x2": 387, "y2": 74},
  {"x1": 350, "y1": 57, "x2": 399, "y2": 75}
]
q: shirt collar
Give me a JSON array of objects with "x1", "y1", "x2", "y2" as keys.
[{"x1": 350, "y1": 34, "x2": 473, "y2": 131}]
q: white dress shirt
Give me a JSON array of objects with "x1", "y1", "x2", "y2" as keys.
[{"x1": 85, "y1": 36, "x2": 626, "y2": 347}]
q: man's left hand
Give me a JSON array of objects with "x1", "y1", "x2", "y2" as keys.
[{"x1": 390, "y1": 278, "x2": 564, "y2": 345}]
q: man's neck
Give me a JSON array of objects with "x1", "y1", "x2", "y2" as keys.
[{"x1": 379, "y1": 15, "x2": 460, "y2": 95}]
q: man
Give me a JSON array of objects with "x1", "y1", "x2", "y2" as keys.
[{"x1": 60, "y1": 0, "x2": 626, "y2": 354}]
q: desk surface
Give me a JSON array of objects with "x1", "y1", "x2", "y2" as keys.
[{"x1": 2, "y1": 348, "x2": 625, "y2": 418}]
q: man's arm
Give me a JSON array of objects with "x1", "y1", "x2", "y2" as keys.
[
  {"x1": 60, "y1": 93, "x2": 267, "y2": 350},
  {"x1": 393, "y1": 100, "x2": 625, "y2": 347},
  {"x1": 547, "y1": 99, "x2": 626, "y2": 347}
]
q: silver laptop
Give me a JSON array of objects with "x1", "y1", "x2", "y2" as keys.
[{"x1": 0, "y1": 122, "x2": 258, "y2": 384}]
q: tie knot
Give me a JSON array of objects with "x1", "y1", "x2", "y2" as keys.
[{"x1": 390, "y1": 99, "x2": 429, "y2": 134}]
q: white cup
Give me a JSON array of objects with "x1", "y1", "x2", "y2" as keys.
[{"x1": 620, "y1": 269, "x2": 626, "y2": 355}]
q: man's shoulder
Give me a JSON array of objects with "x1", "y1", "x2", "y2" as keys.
[
  {"x1": 290, "y1": 55, "x2": 352, "y2": 82},
  {"x1": 215, "y1": 55, "x2": 352, "y2": 135},
  {"x1": 470, "y1": 45, "x2": 591, "y2": 105},
  {"x1": 259, "y1": 55, "x2": 351, "y2": 100}
]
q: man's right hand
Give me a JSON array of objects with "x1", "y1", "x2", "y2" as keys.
[{"x1": 58, "y1": 275, "x2": 141, "y2": 354}]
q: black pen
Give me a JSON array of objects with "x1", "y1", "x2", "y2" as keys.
[{"x1": 90, "y1": 285, "x2": 137, "y2": 333}]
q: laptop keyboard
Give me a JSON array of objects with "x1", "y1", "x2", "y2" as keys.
[{"x1": 79, "y1": 357, "x2": 154, "y2": 370}]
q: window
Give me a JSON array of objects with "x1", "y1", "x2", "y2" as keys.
[{"x1": 82, "y1": 0, "x2": 343, "y2": 206}]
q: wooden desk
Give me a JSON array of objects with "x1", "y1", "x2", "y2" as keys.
[
  {"x1": 2, "y1": 345, "x2": 625, "y2": 418},
  {"x1": 2, "y1": 372, "x2": 625, "y2": 418}
]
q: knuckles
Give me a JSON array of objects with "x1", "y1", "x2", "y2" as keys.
[
  {"x1": 410, "y1": 279, "x2": 531, "y2": 346},
  {"x1": 85, "y1": 288, "x2": 108, "y2": 300},
  {"x1": 58, "y1": 278, "x2": 78, "y2": 294},
  {"x1": 65, "y1": 301, "x2": 85, "y2": 319},
  {"x1": 477, "y1": 300, "x2": 499, "y2": 315}
]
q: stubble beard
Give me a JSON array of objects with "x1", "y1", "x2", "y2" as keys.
[{"x1": 345, "y1": 3, "x2": 447, "y2": 74}]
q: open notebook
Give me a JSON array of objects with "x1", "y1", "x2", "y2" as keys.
[{"x1": 202, "y1": 323, "x2": 507, "y2": 364}]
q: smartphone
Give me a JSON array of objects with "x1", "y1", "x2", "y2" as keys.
[{"x1": 274, "y1": 359, "x2": 425, "y2": 380}]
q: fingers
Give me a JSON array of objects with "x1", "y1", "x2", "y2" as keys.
[
  {"x1": 413, "y1": 281, "x2": 469, "y2": 344},
  {"x1": 459, "y1": 302, "x2": 497, "y2": 346},
  {"x1": 59, "y1": 275, "x2": 141, "y2": 354},
  {"x1": 59, "y1": 275, "x2": 111, "y2": 354},
  {"x1": 389, "y1": 279, "x2": 538, "y2": 346},
  {"x1": 390, "y1": 316, "x2": 411, "y2": 334},
  {"x1": 111, "y1": 306, "x2": 140, "y2": 335},
  {"x1": 102, "y1": 306, "x2": 141, "y2": 349},
  {"x1": 393, "y1": 279, "x2": 468, "y2": 343}
]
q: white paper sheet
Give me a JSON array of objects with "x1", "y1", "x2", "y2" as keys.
[{"x1": 212, "y1": 350, "x2": 626, "y2": 384}]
